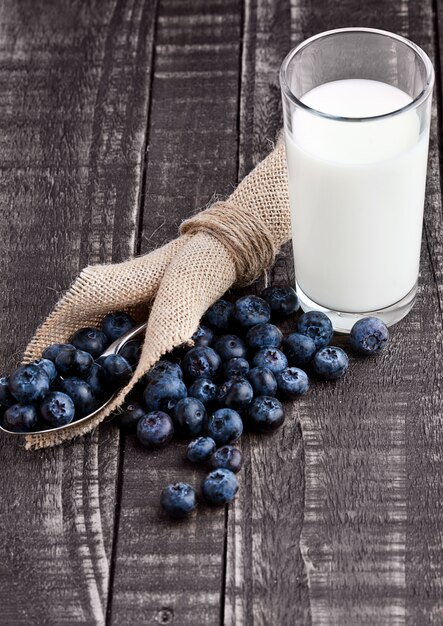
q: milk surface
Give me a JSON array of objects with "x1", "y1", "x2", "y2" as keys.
[{"x1": 285, "y1": 79, "x2": 429, "y2": 313}]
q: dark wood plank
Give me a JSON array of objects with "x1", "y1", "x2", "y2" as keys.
[
  {"x1": 406, "y1": 2, "x2": 443, "y2": 623},
  {"x1": 224, "y1": 1, "x2": 311, "y2": 624},
  {"x1": 226, "y1": 1, "x2": 443, "y2": 625},
  {"x1": 295, "y1": 4, "x2": 443, "y2": 622},
  {"x1": 0, "y1": 1, "x2": 157, "y2": 623},
  {"x1": 108, "y1": 1, "x2": 242, "y2": 624}
]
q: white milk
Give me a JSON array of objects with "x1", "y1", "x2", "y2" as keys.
[{"x1": 285, "y1": 79, "x2": 429, "y2": 313}]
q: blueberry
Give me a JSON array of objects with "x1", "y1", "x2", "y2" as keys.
[
  {"x1": 95, "y1": 356, "x2": 107, "y2": 368},
  {"x1": 117, "y1": 401, "x2": 147, "y2": 430},
  {"x1": 101, "y1": 354, "x2": 132, "y2": 388},
  {"x1": 146, "y1": 360, "x2": 183, "y2": 383},
  {"x1": 247, "y1": 366, "x2": 277, "y2": 397},
  {"x1": 144, "y1": 375, "x2": 187, "y2": 412},
  {"x1": 207, "y1": 408, "x2": 243, "y2": 445},
  {"x1": 246, "y1": 323, "x2": 283, "y2": 350},
  {"x1": 182, "y1": 346, "x2": 221, "y2": 381},
  {"x1": 313, "y1": 346, "x2": 349, "y2": 380},
  {"x1": 297, "y1": 311, "x2": 333, "y2": 349},
  {"x1": 9, "y1": 364, "x2": 50, "y2": 404},
  {"x1": 173, "y1": 397, "x2": 206, "y2": 436},
  {"x1": 252, "y1": 348, "x2": 288, "y2": 374},
  {"x1": 282, "y1": 332, "x2": 317, "y2": 367},
  {"x1": 165, "y1": 347, "x2": 186, "y2": 363},
  {"x1": 70, "y1": 328, "x2": 109, "y2": 359},
  {"x1": 233, "y1": 295, "x2": 271, "y2": 328},
  {"x1": 247, "y1": 396, "x2": 285, "y2": 432},
  {"x1": 160, "y1": 482, "x2": 197, "y2": 519},
  {"x1": 188, "y1": 378, "x2": 218, "y2": 405},
  {"x1": 191, "y1": 325, "x2": 214, "y2": 347},
  {"x1": 84, "y1": 363, "x2": 106, "y2": 399},
  {"x1": 202, "y1": 468, "x2": 238, "y2": 505},
  {"x1": 350, "y1": 317, "x2": 389, "y2": 356},
  {"x1": 40, "y1": 391, "x2": 75, "y2": 427},
  {"x1": 187, "y1": 436, "x2": 216, "y2": 463},
  {"x1": 0, "y1": 377, "x2": 15, "y2": 407},
  {"x1": 42, "y1": 343, "x2": 72, "y2": 362},
  {"x1": 217, "y1": 378, "x2": 253, "y2": 411},
  {"x1": 72, "y1": 349, "x2": 95, "y2": 377},
  {"x1": 55, "y1": 346, "x2": 93, "y2": 377},
  {"x1": 210, "y1": 445, "x2": 242, "y2": 473},
  {"x1": 205, "y1": 299, "x2": 234, "y2": 331},
  {"x1": 119, "y1": 340, "x2": 142, "y2": 366},
  {"x1": 276, "y1": 367, "x2": 309, "y2": 399},
  {"x1": 261, "y1": 285, "x2": 300, "y2": 317},
  {"x1": 34, "y1": 358, "x2": 58, "y2": 384},
  {"x1": 101, "y1": 311, "x2": 137, "y2": 342},
  {"x1": 3, "y1": 404, "x2": 38, "y2": 432},
  {"x1": 71, "y1": 349, "x2": 95, "y2": 377},
  {"x1": 137, "y1": 411, "x2": 174, "y2": 448},
  {"x1": 213, "y1": 335, "x2": 247, "y2": 362},
  {"x1": 58, "y1": 377, "x2": 96, "y2": 416},
  {"x1": 223, "y1": 357, "x2": 250, "y2": 379}
]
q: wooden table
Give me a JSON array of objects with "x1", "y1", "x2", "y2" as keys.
[{"x1": 0, "y1": 1, "x2": 442, "y2": 624}]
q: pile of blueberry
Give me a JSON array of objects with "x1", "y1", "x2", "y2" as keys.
[
  {"x1": 0, "y1": 312, "x2": 141, "y2": 432},
  {"x1": 0, "y1": 285, "x2": 389, "y2": 519},
  {"x1": 116, "y1": 286, "x2": 389, "y2": 519}
]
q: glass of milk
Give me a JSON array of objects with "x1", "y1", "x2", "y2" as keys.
[{"x1": 280, "y1": 28, "x2": 434, "y2": 332}]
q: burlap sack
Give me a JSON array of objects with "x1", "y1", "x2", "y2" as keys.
[{"x1": 23, "y1": 140, "x2": 290, "y2": 449}]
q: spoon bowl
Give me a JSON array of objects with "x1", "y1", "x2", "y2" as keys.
[{"x1": 0, "y1": 321, "x2": 148, "y2": 437}]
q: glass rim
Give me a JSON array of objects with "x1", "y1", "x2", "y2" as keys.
[{"x1": 279, "y1": 27, "x2": 435, "y2": 123}]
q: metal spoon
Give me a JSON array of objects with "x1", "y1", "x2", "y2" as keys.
[{"x1": 0, "y1": 321, "x2": 148, "y2": 437}]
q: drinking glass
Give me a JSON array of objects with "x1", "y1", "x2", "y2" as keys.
[{"x1": 280, "y1": 28, "x2": 434, "y2": 331}]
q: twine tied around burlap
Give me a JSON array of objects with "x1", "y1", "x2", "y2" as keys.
[{"x1": 23, "y1": 138, "x2": 291, "y2": 449}]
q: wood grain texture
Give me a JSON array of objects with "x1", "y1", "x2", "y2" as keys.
[
  {"x1": 406, "y1": 2, "x2": 443, "y2": 623},
  {"x1": 108, "y1": 1, "x2": 242, "y2": 624},
  {"x1": 227, "y1": 0, "x2": 443, "y2": 625},
  {"x1": 291, "y1": 1, "x2": 443, "y2": 625},
  {"x1": 0, "y1": 0, "x2": 156, "y2": 623},
  {"x1": 1, "y1": 1, "x2": 443, "y2": 625},
  {"x1": 224, "y1": 1, "x2": 311, "y2": 625}
]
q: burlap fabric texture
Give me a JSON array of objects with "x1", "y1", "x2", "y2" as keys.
[{"x1": 23, "y1": 139, "x2": 291, "y2": 449}]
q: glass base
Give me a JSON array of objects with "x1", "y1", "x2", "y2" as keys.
[{"x1": 296, "y1": 282, "x2": 418, "y2": 333}]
